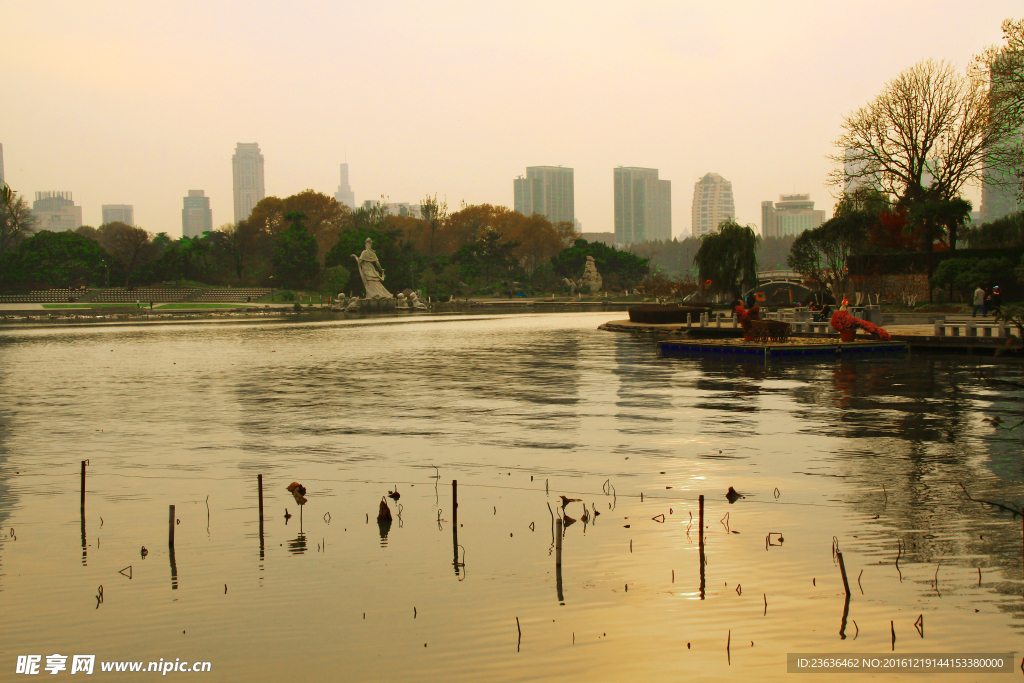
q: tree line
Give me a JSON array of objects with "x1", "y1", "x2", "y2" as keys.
[{"x1": 0, "y1": 187, "x2": 653, "y2": 297}]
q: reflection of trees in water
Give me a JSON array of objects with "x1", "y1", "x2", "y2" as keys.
[
  {"x1": 613, "y1": 336, "x2": 677, "y2": 439},
  {"x1": 794, "y1": 357, "x2": 1024, "y2": 616},
  {"x1": 231, "y1": 326, "x2": 583, "y2": 457}
]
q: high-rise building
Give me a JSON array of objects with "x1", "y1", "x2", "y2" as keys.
[
  {"x1": 760, "y1": 194, "x2": 826, "y2": 238},
  {"x1": 691, "y1": 173, "x2": 735, "y2": 237},
  {"x1": 101, "y1": 204, "x2": 134, "y2": 226},
  {"x1": 182, "y1": 190, "x2": 213, "y2": 237},
  {"x1": 513, "y1": 166, "x2": 574, "y2": 223},
  {"x1": 32, "y1": 192, "x2": 83, "y2": 232},
  {"x1": 614, "y1": 167, "x2": 671, "y2": 244},
  {"x1": 334, "y1": 163, "x2": 355, "y2": 209},
  {"x1": 232, "y1": 142, "x2": 265, "y2": 223}
]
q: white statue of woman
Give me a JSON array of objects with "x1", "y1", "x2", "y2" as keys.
[{"x1": 351, "y1": 237, "x2": 392, "y2": 299}]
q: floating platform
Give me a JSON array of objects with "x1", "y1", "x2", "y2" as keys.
[{"x1": 659, "y1": 337, "x2": 908, "y2": 362}]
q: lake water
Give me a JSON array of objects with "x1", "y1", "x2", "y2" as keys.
[{"x1": 1, "y1": 311, "x2": 1023, "y2": 681}]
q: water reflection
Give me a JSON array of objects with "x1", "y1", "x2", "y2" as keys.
[
  {"x1": 288, "y1": 533, "x2": 307, "y2": 554},
  {"x1": 2, "y1": 314, "x2": 1024, "y2": 681}
]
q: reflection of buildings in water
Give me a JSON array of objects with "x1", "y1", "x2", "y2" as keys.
[
  {"x1": 230, "y1": 323, "x2": 585, "y2": 469},
  {"x1": 613, "y1": 335, "x2": 677, "y2": 439},
  {"x1": 797, "y1": 358, "x2": 1024, "y2": 599}
]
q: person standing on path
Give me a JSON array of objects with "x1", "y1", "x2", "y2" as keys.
[
  {"x1": 990, "y1": 286, "x2": 1003, "y2": 317},
  {"x1": 973, "y1": 285, "x2": 986, "y2": 317}
]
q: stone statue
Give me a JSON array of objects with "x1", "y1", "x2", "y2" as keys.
[
  {"x1": 396, "y1": 292, "x2": 409, "y2": 309},
  {"x1": 580, "y1": 255, "x2": 603, "y2": 292},
  {"x1": 408, "y1": 291, "x2": 428, "y2": 309},
  {"x1": 351, "y1": 238, "x2": 392, "y2": 299},
  {"x1": 344, "y1": 296, "x2": 360, "y2": 312}
]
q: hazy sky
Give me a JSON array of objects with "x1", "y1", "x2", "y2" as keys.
[{"x1": 3, "y1": 1, "x2": 1019, "y2": 238}]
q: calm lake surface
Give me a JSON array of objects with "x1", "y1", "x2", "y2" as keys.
[{"x1": 1, "y1": 311, "x2": 1023, "y2": 681}]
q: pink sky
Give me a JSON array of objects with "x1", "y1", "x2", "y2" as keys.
[{"x1": 2, "y1": 1, "x2": 1018, "y2": 238}]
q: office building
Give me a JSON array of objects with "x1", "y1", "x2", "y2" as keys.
[
  {"x1": 232, "y1": 142, "x2": 265, "y2": 223},
  {"x1": 691, "y1": 173, "x2": 735, "y2": 237},
  {"x1": 32, "y1": 192, "x2": 83, "y2": 232},
  {"x1": 335, "y1": 163, "x2": 356, "y2": 209},
  {"x1": 614, "y1": 167, "x2": 671, "y2": 244},
  {"x1": 513, "y1": 166, "x2": 574, "y2": 223},
  {"x1": 760, "y1": 194, "x2": 826, "y2": 238},
  {"x1": 182, "y1": 190, "x2": 213, "y2": 237},
  {"x1": 101, "y1": 204, "x2": 134, "y2": 226}
]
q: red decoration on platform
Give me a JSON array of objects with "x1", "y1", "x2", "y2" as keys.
[
  {"x1": 734, "y1": 304, "x2": 760, "y2": 332},
  {"x1": 830, "y1": 310, "x2": 892, "y2": 341}
]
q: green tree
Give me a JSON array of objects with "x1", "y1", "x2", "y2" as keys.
[
  {"x1": 452, "y1": 228, "x2": 520, "y2": 283},
  {"x1": 1, "y1": 230, "x2": 107, "y2": 288},
  {"x1": 907, "y1": 197, "x2": 973, "y2": 252},
  {"x1": 98, "y1": 222, "x2": 154, "y2": 287},
  {"x1": 787, "y1": 213, "x2": 867, "y2": 303},
  {"x1": 321, "y1": 265, "x2": 351, "y2": 299},
  {"x1": 933, "y1": 257, "x2": 1015, "y2": 301},
  {"x1": 420, "y1": 193, "x2": 448, "y2": 256},
  {"x1": 693, "y1": 219, "x2": 759, "y2": 299},
  {"x1": 550, "y1": 239, "x2": 649, "y2": 290},
  {"x1": 0, "y1": 184, "x2": 36, "y2": 261},
  {"x1": 271, "y1": 212, "x2": 320, "y2": 288}
]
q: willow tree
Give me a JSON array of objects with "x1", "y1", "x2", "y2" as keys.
[
  {"x1": 693, "y1": 219, "x2": 758, "y2": 299},
  {"x1": 829, "y1": 59, "x2": 1021, "y2": 208}
]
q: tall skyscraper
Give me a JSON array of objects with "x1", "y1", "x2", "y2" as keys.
[
  {"x1": 513, "y1": 166, "x2": 574, "y2": 223},
  {"x1": 182, "y1": 190, "x2": 213, "y2": 237},
  {"x1": 691, "y1": 173, "x2": 735, "y2": 237},
  {"x1": 760, "y1": 194, "x2": 826, "y2": 238},
  {"x1": 101, "y1": 204, "x2": 134, "y2": 226},
  {"x1": 614, "y1": 167, "x2": 671, "y2": 244},
  {"x1": 232, "y1": 142, "x2": 265, "y2": 223},
  {"x1": 32, "y1": 192, "x2": 83, "y2": 232},
  {"x1": 334, "y1": 163, "x2": 356, "y2": 209}
]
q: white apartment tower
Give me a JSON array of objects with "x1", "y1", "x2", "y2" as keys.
[
  {"x1": 514, "y1": 166, "x2": 574, "y2": 224},
  {"x1": 232, "y1": 143, "x2": 265, "y2": 223},
  {"x1": 101, "y1": 204, "x2": 134, "y2": 226},
  {"x1": 334, "y1": 163, "x2": 356, "y2": 209},
  {"x1": 691, "y1": 173, "x2": 735, "y2": 237},
  {"x1": 760, "y1": 194, "x2": 825, "y2": 238},
  {"x1": 614, "y1": 167, "x2": 671, "y2": 244}
]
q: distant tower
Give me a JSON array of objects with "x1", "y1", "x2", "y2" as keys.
[
  {"x1": 32, "y1": 192, "x2": 83, "y2": 232},
  {"x1": 101, "y1": 204, "x2": 135, "y2": 226},
  {"x1": 334, "y1": 163, "x2": 356, "y2": 208},
  {"x1": 614, "y1": 167, "x2": 671, "y2": 244},
  {"x1": 760, "y1": 194, "x2": 825, "y2": 238},
  {"x1": 513, "y1": 166, "x2": 574, "y2": 223},
  {"x1": 182, "y1": 190, "x2": 213, "y2": 237},
  {"x1": 691, "y1": 173, "x2": 735, "y2": 237},
  {"x1": 232, "y1": 143, "x2": 265, "y2": 223}
]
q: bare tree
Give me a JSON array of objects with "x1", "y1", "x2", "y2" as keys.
[
  {"x1": 830, "y1": 59, "x2": 1022, "y2": 206},
  {"x1": 0, "y1": 184, "x2": 37, "y2": 260},
  {"x1": 420, "y1": 193, "x2": 448, "y2": 256},
  {"x1": 98, "y1": 222, "x2": 153, "y2": 286},
  {"x1": 973, "y1": 18, "x2": 1024, "y2": 201}
]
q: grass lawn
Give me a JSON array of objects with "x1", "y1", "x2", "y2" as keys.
[{"x1": 156, "y1": 303, "x2": 251, "y2": 309}]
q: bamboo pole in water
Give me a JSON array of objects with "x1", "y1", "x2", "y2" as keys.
[
  {"x1": 168, "y1": 505, "x2": 175, "y2": 547},
  {"x1": 699, "y1": 495, "x2": 705, "y2": 600},
  {"x1": 837, "y1": 551, "x2": 851, "y2": 596},
  {"x1": 80, "y1": 461, "x2": 86, "y2": 510}
]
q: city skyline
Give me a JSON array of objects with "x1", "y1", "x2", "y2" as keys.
[{"x1": 1, "y1": 3, "x2": 1015, "y2": 237}]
